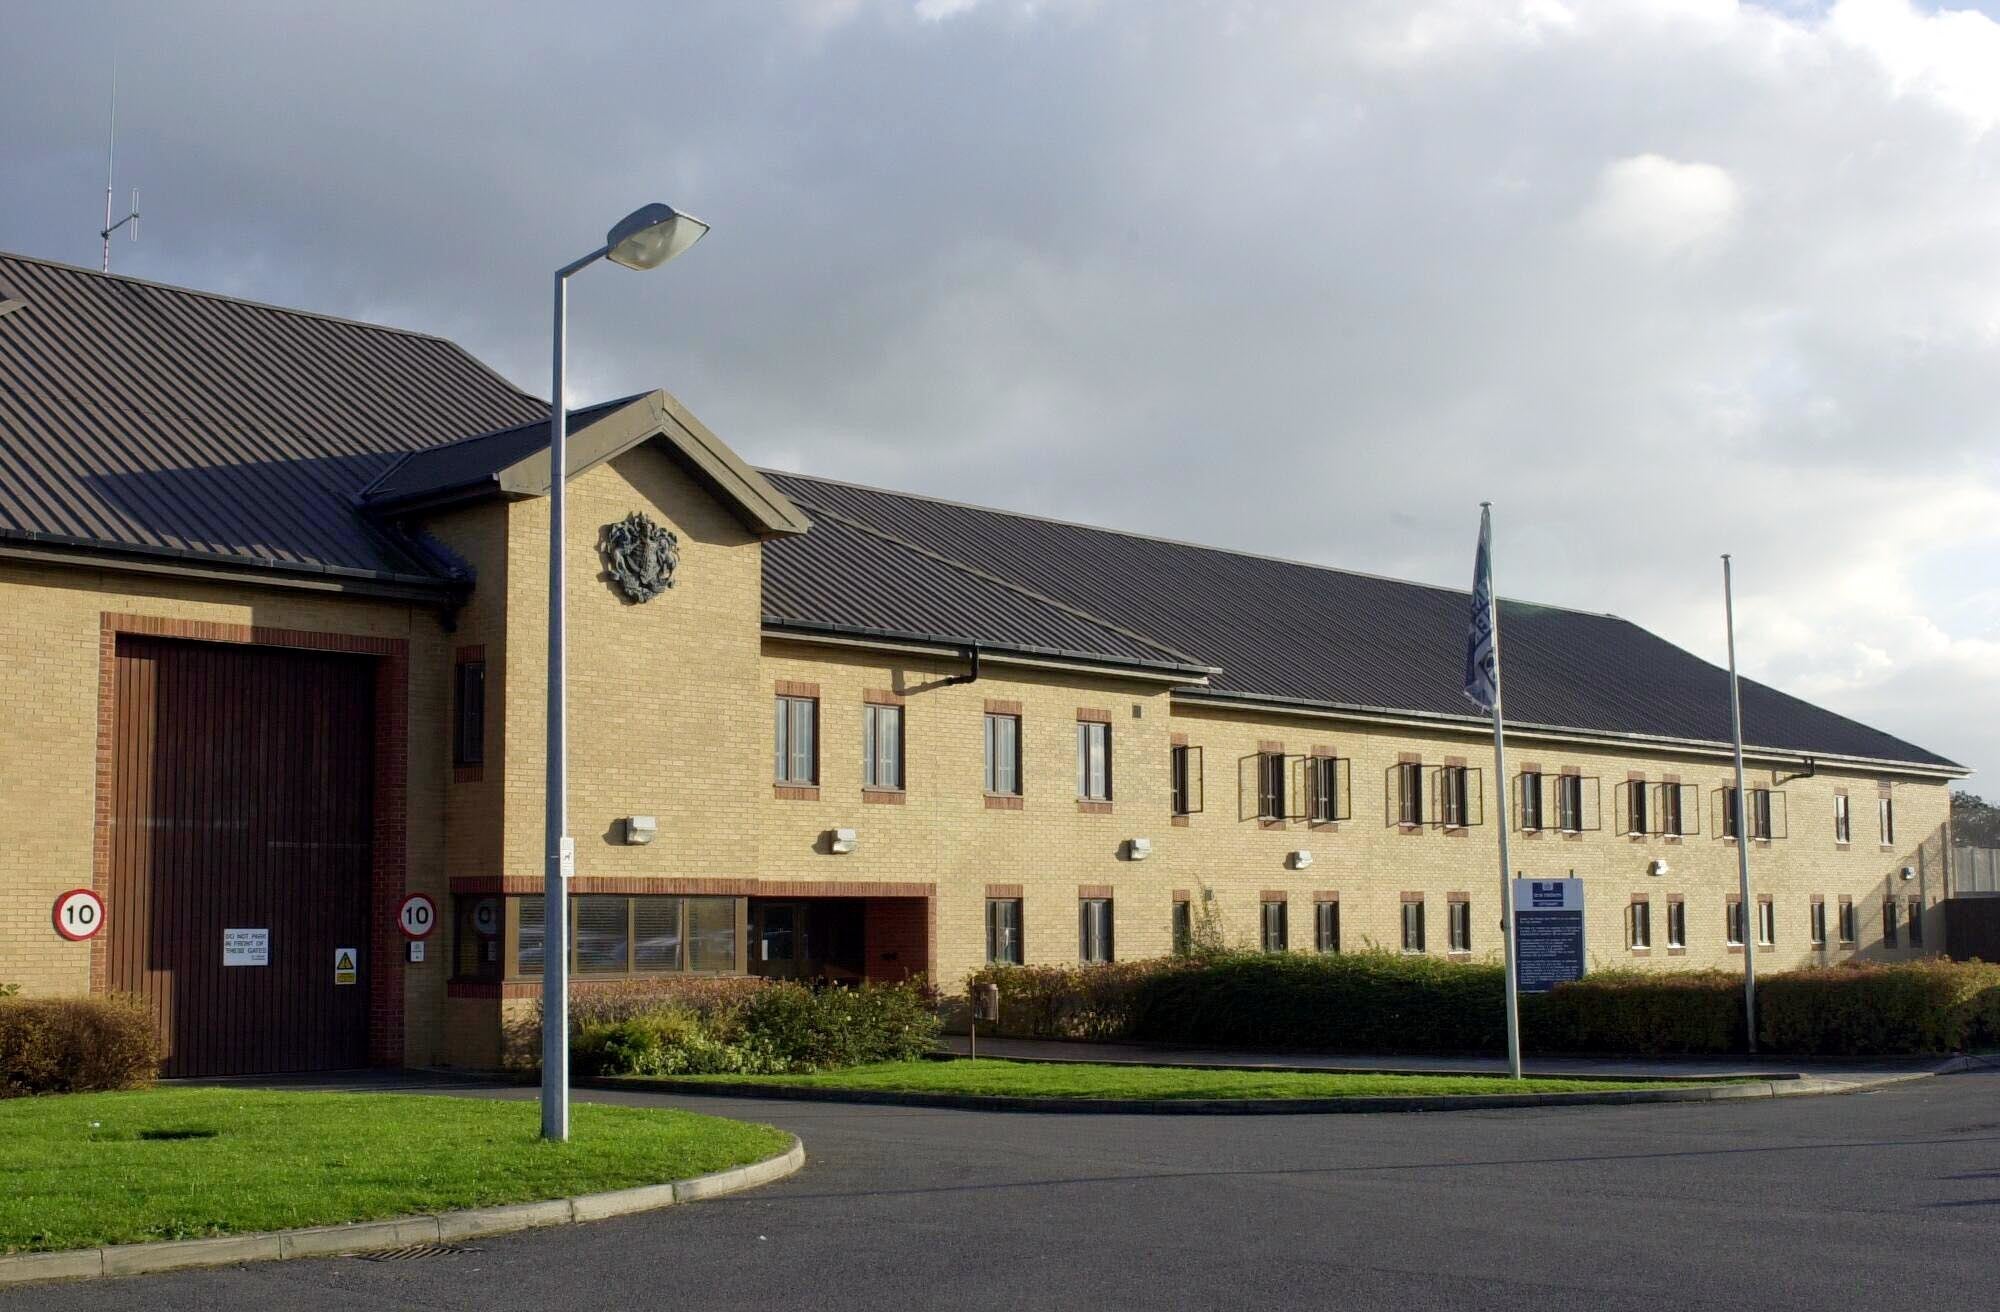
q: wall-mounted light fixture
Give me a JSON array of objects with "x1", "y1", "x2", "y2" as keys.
[
  {"x1": 1289, "y1": 850, "x2": 1313, "y2": 870},
  {"x1": 623, "y1": 816, "x2": 657, "y2": 846},
  {"x1": 1126, "y1": 837, "x2": 1153, "y2": 861},
  {"x1": 829, "y1": 828, "x2": 858, "y2": 855}
]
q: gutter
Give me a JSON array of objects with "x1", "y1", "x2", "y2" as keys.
[
  {"x1": 762, "y1": 619, "x2": 1218, "y2": 685},
  {"x1": 0, "y1": 529, "x2": 463, "y2": 606}
]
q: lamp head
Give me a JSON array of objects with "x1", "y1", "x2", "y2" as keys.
[{"x1": 605, "y1": 203, "x2": 709, "y2": 270}]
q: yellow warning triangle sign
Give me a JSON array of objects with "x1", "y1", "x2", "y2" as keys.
[{"x1": 336, "y1": 950, "x2": 355, "y2": 970}]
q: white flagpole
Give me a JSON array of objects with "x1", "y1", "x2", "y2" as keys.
[
  {"x1": 1723, "y1": 555, "x2": 1757, "y2": 1053},
  {"x1": 1477, "y1": 504, "x2": 1524, "y2": 1080}
]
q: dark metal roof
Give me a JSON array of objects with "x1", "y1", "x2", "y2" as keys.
[
  {"x1": 762, "y1": 471, "x2": 1960, "y2": 771},
  {"x1": 361, "y1": 396, "x2": 638, "y2": 509},
  {"x1": 0, "y1": 252, "x2": 543, "y2": 583}
]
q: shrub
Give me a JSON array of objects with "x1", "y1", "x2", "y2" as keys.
[
  {"x1": 1529, "y1": 970, "x2": 1744, "y2": 1055},
  {"x1": 966, "y1": 960, "x2": 1183, "y2": 1040},
  {"x1": 555, "y1": 975, "x2": 771, "y2": 1030},
  {"x1": 576, "y1": 979, "x2": 941, "y2": 1077},
  {"x1": 0, "y1": 994, "x2": 159, "y2": 1097},
  {"x1": 1756, "y1": 959, "x2": 2000, "y2": 1055},
  {"x1": 1130, "y1": 949, "x2": 1508, "y2": 1053}
]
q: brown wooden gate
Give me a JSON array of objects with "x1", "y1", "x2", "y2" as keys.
[{"x1": 106, "y1": 636, "x2": 375, "y2": 1076}]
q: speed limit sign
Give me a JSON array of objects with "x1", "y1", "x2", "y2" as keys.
[
  {"x1": 397, "y1": 893, "x2": 438, "y2": 939},
  {"x1": 53, "y1": 888, "x2": 106, "y2": 942}
]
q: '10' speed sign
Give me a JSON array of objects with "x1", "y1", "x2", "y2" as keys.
[
  {"x1": 53, "y1": 888, "x2": 106, "y2": 941},
  {"x1": 397, "y1": 894, "x2": 438, "y2": 939}
]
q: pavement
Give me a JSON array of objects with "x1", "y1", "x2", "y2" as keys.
[
  {"x1": 6, "y1": 1063, "x2": 1999, "y2": 1311},
  {"x1": 940, "y1": 1033, "x2": 1988, "y2": 1086}
]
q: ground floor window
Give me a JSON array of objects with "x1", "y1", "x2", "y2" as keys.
[
  {"x1": 1261, "y1": 899, "x2": 1288, "y2": 952},
  {"x1": 1811, "y1": 898, "x2": 1827, "y2": 947},
  {"x1": 1908, "y1": 896, "x2": 1924, "y2": 947},
  {"x1": 1315, "y1": 900, "x2": 1339, "y2": 954},
  {"x1": 1666, "y1": 898, "x2": 1686, "y2": 949},
  {"x1": 1401, "y1": 897, "x2": 1425, "y2": 953},
  {"x1": 1080, "y1": 897, "x2": 1114, "y2": 963},
  {"x1": 1883, "y1": 897, "x2": 1900, "y2": 948},
  {"x1": 1726, "y1": 898, "x2": 1745, "y2": 947},
  {"x1": 496, "y1": 894, "x2": 742, "y2": 979},
  {"x1": 987, "y1": 897, "x2": 1023, "y2": 965},
  {"x1": 1838, "y1": 896, "x2": 1856, "y2": 945},
  {"x1": 1756, "y1": 898, "x2": 1775, "y2": 947},
  {"x1": 1447, "y1": 897, "x2": 1471, "y2": 953},
  {"x1": 1628, "y1": 899, "x2": 1651, "y2": 950},
  {"x1": 1172, "y1": 898, "x2": 1192, "y2": 955}
]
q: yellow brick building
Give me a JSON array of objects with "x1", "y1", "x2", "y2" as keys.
[{"x1": 0, "y1": 252, "x2": 1966, "y2": 1074}]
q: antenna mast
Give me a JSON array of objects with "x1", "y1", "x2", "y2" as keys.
[{"x1": 100, "y1": 67, "x2": 140, "y2": 272}]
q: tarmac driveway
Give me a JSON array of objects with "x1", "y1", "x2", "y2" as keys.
[{"x1": 8, "y1": 1067, "x2": 1999, "y2": 1311}]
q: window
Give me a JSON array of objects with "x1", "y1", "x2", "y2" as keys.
[
  {"x1": 1315, "y1": 900, "x2": 1340, "y2": 953},
  {"x1": 1170, "y1": 744, "x2": 1202, "y2": 816},
  {"x1": 1666, "y1": 898, "x2": 1687, "y2": 949},
  {"x1": 1308, "y1": 756, "x2": 1341, "y2": 823},
  {"x1": 452, "y1": 659, "x2": 486, "y2": 768},
  {"x1": 1838, "y1": 896, "x2": 1856, "y2": 946},
  {"x1": 862, "y1": 703, "x2": 904, "y2": 790},
  {"x1": 1722, "y1": 787, "x2": 1739, "y2": 839},
  {"x1": 774, "y1": 696, "x2": 818, "y2": 785},
  {"x1": 1724, "y1": 786, "x2": 1781, "y2": 839},
  {"x1": 1401, "y1": 897, "x2": 1425, "y2": 953},
  {"x1": 986, "y1": 898, "x2": 1023, "y2": 965},
  {"x1": 1908, "y1": 896, "x2": 1923, "y2": 947},
  {"x1": 1396, "y1": 762, "x2": 1424, "y2": 826},
  {"x1": 1833, "y1": 794, "x2": 1851, "y2": 844},
  {"x1": 1657, "y1": 783, "x2": 1686, "y2": 837},
  {"x1": 1172, "y1": 899, "x2": 1192, "y2": 955},
  {"x1": 1257, "y1": 752, "x2": 1287, "y2": 821},
  {"x1": 510, "y1": 894, "x2": 739, "y2": 977},
  {"x1": 1625, "y1": 781, "x2": 1648, "y2": 836},
  {"x1": 1628, "y1": 899, "x2": 1652, "y2": 950},
  {"x1": 1261, "y1": 899, "x2": 1288, "y2": 952},
  {"x1": 984, "y1": 714, "x2": 1021, "y2": 796},
  {"x1": 1079, "y1": 897, "x2": 1114, "y2": 962},
  {"x1": 1757, "y1": 898, "x2": 1775, "y2": 947},
  {"x1": 1811, "y1": 898, "x2": 1827, "y2": 948},
  {"x1": 1883, "y1": 897, "x2": 1899, "y2": 948},
  {"x1": 451, "y1": 895, "x2": 504, "y2": 981},
  {"x1": 1751, "y1": 789, "x2": 1774, "y2": 840},
  {"x1": 1518, "y1": 771, "x2": 1542, "y2": 831},
  {"x1": 1557, "y1": 775, "x2": 1584, "y2": 832},
  {"x1": 1077, "y1": 721, "x2": 1112, "y2": 801},
  {"x1": 1878, "y1": 796, "x2": 1895, "y2": 846},
  {"x1": 1726, "y1": 897, "x2": 1745, "y2": 947},
  {"x1": 1448, "y1": 897, "x2": 1471, "y2": 953},
  {"x1": 1440, "y1": 766, "x2": 1470, "y2": 828}
]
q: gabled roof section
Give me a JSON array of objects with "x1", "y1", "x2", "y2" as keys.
[
  {"x1": 363, "y1": 389, "x2": 810, "y2": 538},
  {"x1": 0, "y1": 251, "x2": 543, "y2": 585},
  {"x1": 760, "y1": 470, "x2": 1963, "y2": 773}
]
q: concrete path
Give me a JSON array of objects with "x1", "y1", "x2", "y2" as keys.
[
  {"x1": 6, "y1": 1065, "x2": 1999, "y2": 1310},
  {"x1": 943, "y1": 1033, "x2": 1987, "y2": 1086}
]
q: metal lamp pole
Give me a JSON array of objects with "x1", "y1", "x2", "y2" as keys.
[
  {"x1": 541, "y1": 203, "x2": 709, "y2": 1143},
  {"x1": 1722, "y1": 554, "x2": 1757, "y2": 1055}
]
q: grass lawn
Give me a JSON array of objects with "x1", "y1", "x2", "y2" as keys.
[
  {"x1": 651, "y1": 1058, "x2": 1706, "y2": 1100},
  {"x1": 0, "y1": 1088, "x2": 789, "y2": 1254}
]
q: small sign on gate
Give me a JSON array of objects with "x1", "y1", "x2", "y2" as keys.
[
  {"x1": 334, "y1": 947, "x2": 358, "y2": 986},
  {"x1": 223, "y1": 928, "x2": 269, "y2": 967}
]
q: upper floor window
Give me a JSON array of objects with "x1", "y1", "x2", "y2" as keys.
[
  {"x1": 1721, "y1": 786, "x2": 1784, "y2": 840},
  {"x1": 452, "y1": 659, "x2": 486, "y2": 768},
  {"x1": 862, "y1": 703, "x2": 904, "y2": 790},
  {"x1": 1556, "y1": 775, "x2": 1585, "y2": 833},
  {"x1": 1308, "y1": 755, "x2": 1345, "y2": 823},
  {"x1": 1394, "y1": 762, "x2": 1424, "y2": 827},
  {"x1": 1833, "y1": 794, "x2": 1851, "y2": 844},
  {"x1": 1257, "y1": 751, "x2": 1287, "y2": 821},
  {"x1": 1878, "y1": 796, "x2": 1895, "y2": 846},
  {"x1": 1077, "y1": 721, "x2": 1112, "y2": 801},
  {"x1": 1518, "y1": 770, "x2": 1543, "y2": 831},
  {"x1": 773, "y1": 696, "x2": 818, "y2": 785},
  {"x1": 984, "y1": 713, "x2": 1021, "y2": 796},
  {"x1": 1439, "y1": 766, "x2": 1471, "y2": 828},
  {"x1": 1626, "y1": 781, "x2": 1648, "y2": 835},
  {"x1": 1656, "y1": 782, "x2": 1690, "y2": 836},
  {"x1": 1171, "y1": 744, "x2": 1204, "y2": 816}
]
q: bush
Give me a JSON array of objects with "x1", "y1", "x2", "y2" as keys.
[
  {"x1": 576, "y1": 979, "x2": 941, "y2": 1078},
  {"x1": 1529, "y1": 970, "x2": 1744, "y2": 1055},
  {"x1": 966, "y1": 960, "x2": 1182, "y2": 1040},
  {"x1": 0, "y1": 995, "x2": 159, "y2": 1097},
  {"x1": 1757, "y1": 959, "x2": 2000, "y2": 1055},
  {"x1": 553, "y1": 975, "x2": 771, "y2": 1030}
]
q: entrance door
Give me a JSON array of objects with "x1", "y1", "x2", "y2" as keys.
[
  {"x1": 105, "y1": 637, "x2": 375, "y2": 1077},
  {"x1": 749, "y1": 900, "x2": 866, "y2": 982}
]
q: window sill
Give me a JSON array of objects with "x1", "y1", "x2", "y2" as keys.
[
  {"x1": 1396, "y1": 823, "x2": 1423, "y2": 835},
  {"x1": 985, "y1": 794, "x2": 1024, "y2": 811},
  {"x1": 862, "y1": 788, "x2": 906, "y2": 805},
  {"x1": 1077, "y1": 799, "x2": 1114, "y2": 815},
  {"x1": 773, "y1": 784, "x2": 821, "y2": 801},
  {"x1": 1258, "y1": 817, "x2": 1287, "y2": 830},
  {"x1": 1170, "y1": 813, "x2": 1190, "y2": 827},
  {"x1": 1666, "y1": 947, "x2": 1686, "y2": 956},
  {"x1": 1628, "y1": 947, "x2": 1651, "y2": 956},
  {"x1": 453, "y1": 764, "x2": 484, "y2": 784},
  {"x1": 1835, "y1": 842, "x2": 1851, "y2": 851},
  {"x1": 1309, "y1": 820, "x2": 1340, "y2": 832},
  {"x1": 1447, "y1": 950, "x2": 1471, "y2": 960}
]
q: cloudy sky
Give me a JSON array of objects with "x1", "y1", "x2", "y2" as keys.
[{"x1": 6, "y1": 0, "x2": 1998, "y2": 781}]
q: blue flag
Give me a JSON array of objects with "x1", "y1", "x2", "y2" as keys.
[{"x1": 1464, "y1": 506, "x2": 1499, "y2": 712}]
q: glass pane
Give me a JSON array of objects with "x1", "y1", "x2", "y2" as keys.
[
  {"x1": 774, "y1": 699, "x2": 787, "y2": 781},
  {"x1": 574, "y1": 896, "x2": 629, "y2": 974},
  {"x1": 687, "y1": 896, "x2": 738, "y2": 972},
  {"x1": 882, "y1": 707, "x2": 901, "y2": 787},
  {"x1": 634, "y1": 897, "x2": 682, "y2": 971},
  {"x1": 984, "y1": 716, "x2": 997, "y2": 793},
  {"x1": 516, "y1": 895, "x2": 545, "y2": 974}
]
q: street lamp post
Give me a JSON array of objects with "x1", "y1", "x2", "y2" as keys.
[{"x1": 542, "y1": 202, "x2": 708, "y2": 1143}]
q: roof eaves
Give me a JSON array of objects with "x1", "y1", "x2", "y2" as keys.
[
  {"x1": 0, "y1": 526, "x2": 462, "y2": 601},
  {"x1": 762, "y1": 616, "x2": 1221, "y2": 679}
]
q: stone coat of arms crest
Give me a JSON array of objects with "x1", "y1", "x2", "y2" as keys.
[{"x1": 599, "y1": 511, "x2": 680, "y2": 603}]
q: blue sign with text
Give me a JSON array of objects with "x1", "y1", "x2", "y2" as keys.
[{"x1": 1513, "y1": 878, "x2": 1585, "y2": 993}]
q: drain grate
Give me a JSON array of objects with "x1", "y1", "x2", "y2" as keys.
[{"x1": 355, "y1": 1243, "x2": 477, "y2": 1262}]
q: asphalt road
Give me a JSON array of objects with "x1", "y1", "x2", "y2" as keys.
[{"x1": 11, "y1": 1069, "x2": 2000, "y2": 1311}]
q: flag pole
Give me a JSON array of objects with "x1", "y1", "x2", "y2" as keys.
[
  {"x1": 1474, "y1": 503, "x2": 1524, "y2": 1080},
  {"x1": 1723, "y1": 555, "x2": 1757, "y2": 1053}
]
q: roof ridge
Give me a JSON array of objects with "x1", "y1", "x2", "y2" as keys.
[
  {"x1": 785, "y1": 494, "x2": 1214, "y2": 671},
  {"x1": 357, "y1": 392, "x2": 650, "y2": 503},
  {"x1": 760, "y1": 467, "x2": 1624, "y2": 624},
  {"x1": 0, "y1": 248, "x2": 509, "y2": 353}
]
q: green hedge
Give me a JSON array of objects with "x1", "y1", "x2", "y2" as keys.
[
  {"x1": 574, "y1": 979, "x2": 941, "y2": 1078},
  {"x1": 1, "y1": 995, "x2": 159, "y2": 1097},
  {"x1": 966, "y1": 953, "x2": 2000, "y2": 1057}
]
